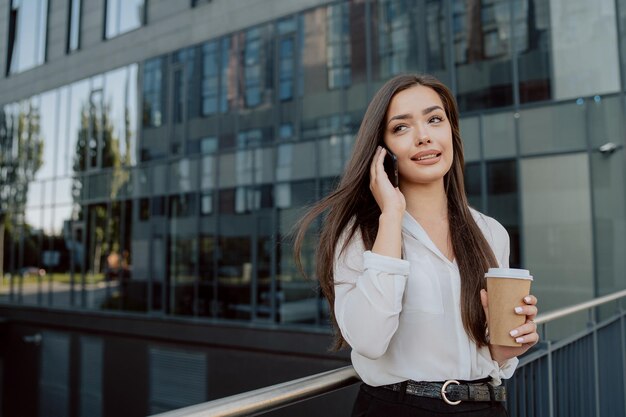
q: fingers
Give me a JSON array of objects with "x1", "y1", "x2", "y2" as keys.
[
  {"x1": 509, "y1": 319, "x2": 539, "y2": 345},
  {"x1": 514, "y1": 304, "x2": 537, "y2": 318},
  {"x1": 523, "y1": 295, "x2": 538, "y2": 305},
  {"x1": 515, "y1": 294, "x2": 538, "y2": 320},
  {"x1": 511, "y1": 330, "x2": 539, "y2": 346}
]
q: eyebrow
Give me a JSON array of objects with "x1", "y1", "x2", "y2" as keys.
[{"x1": 386, "y1": 105, "x2": 445, "y2": 126}]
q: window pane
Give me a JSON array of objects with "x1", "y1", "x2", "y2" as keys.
[
  {"x1": 105, "y1": 0, "x2": 144, "y2": 39},
  {"x1": 590, "y1": 149, "x2": 626, "y2": 296},
  {"x1": 68, "y1": 0, "x2": 81, "y2": 52},
  {"x1": 482, "y1": 112, "x2": 516, "y2": 159},
  {"x1": 486, "y1": 160, "x2": 520, "y2": 267},
  {"x1": 7, "y1": 0, "x2": 49, "y2": 74},
  {"x1": 549, "y1": 0, "x2": 620, "y2": 100},
  {"x1": 519, "y1": 101, "x2": 586, "y2": 155},
  {"x1": 453, "y1": 0, "x2": 513, "y2": 111},
  {"x1": 514, "y1": 0, "x2": 551, "y2": 103},
  {"x1": 460, "y1": 117, "x2": 480, "y2": 162},
  {"x1": 521, "y1": 154, "x2": 594, "y2": 314},
  {"x1": 464, "y1": 162, "x2": 482, "y2": 211}
]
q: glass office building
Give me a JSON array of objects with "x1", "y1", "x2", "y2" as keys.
[{"x1": 1, "y1": 0, "x2": 625, "y2": 415}]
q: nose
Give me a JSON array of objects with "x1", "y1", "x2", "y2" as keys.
[{"x1": 417, "y1": 136, "x2": 432, "y2": 146}]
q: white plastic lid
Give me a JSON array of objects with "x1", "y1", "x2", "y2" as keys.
[{"x1": 484, "y1": 267, "x2": 533, "y2": 280}]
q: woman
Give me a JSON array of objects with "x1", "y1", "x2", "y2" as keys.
[{"x1": 294, "y1": 74, "x2": 539, "y2": 416}]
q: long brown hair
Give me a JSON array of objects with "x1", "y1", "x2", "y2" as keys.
[{"x1": 294, "y1": 74, "x2": 497, "y2": 349}]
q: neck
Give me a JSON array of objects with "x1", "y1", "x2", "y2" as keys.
[{"x1": 401, "y1": 179, "x2": 448, "y2": 222}]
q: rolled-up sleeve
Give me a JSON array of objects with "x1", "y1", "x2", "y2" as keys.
[
  {"x1": 489, "y1": 357, "x2": 519, "y2": 386},
  {"x1": 334, "y1": 233, "x2": 410, "y2": 359}
]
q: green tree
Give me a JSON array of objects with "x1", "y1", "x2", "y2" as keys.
[
  {"x1": 0, "y1": 102, "x2": 44, "y2": 277},
  {"x1": 72, "y1": 99, "x2": 127, "y2": 275}
]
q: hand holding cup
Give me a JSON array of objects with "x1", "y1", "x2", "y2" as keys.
[{"x1": 480, "y1": 268, "x2": 539, "y2": 363}]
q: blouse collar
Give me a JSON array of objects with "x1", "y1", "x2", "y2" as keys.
[{"x1": 402, "y1": 211, "x2": 457, "y2": 267}]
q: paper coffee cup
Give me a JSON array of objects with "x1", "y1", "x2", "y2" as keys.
[{"x1": 485, "y1": 268, "x2": 533, "y2": 347}]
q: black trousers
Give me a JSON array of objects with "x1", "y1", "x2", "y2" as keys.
[{"x1": 351, "y1": 383, "x2": 510, "y2": 417}]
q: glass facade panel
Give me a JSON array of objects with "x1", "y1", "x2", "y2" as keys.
[
  {"x1": 620, "y1": 0, "x2": 626, "y2": 89},
  {"x1": 300, "y1": 8, "x2": 344, "y2": 140},
  {"x1": 373, "y1": 0, "x2": 419, "y2": 81},
  {"x1": 459, "y1": 116, "x2": 480, "y2": 162},
  {"x1": 486, "y1": 160, "x2": 520, "y2": 267},
  {"x1": 465, "y1": 162, "x2": 482, "y2": 211},
  {"x1": 590, "y1": 149, "x2": 626, "y2": 295},
  {"x1": 37, "y1": 92, "x2": 58, "y2": 181},
  {"x1": 587, "y1": 95, "x2": 625, "y2": 148},
  {"x1": 549, "y1": 0, "x2": 620, "y2": 100},
  {"x1": 514, "y1": 0, "x2": 551, "y2": 103},
  {"x1": 6, "y1": 0, "x2": 49, "y2": 75},
  {"x1": 453, "y1": 0, "x2": 513, "y2": 111},
  {"x1": 482, "y1": 111, "x2": 516, "y2": 159},
  {"x1": 518, "y1": 101, "x2": 586, "y2": 155},
  {"x1": 143, "y1": 57, "x2": 166, "y2": 129},
  {"x1": 1, "y1": 0, "x2": 625, "y2": 334},
  {"x1": 276, "y1": 180, "x2": 319, "y2": 324},
  {"x1": 105, "y1": 0, "x2": 145, "y2": 39},
  {"x1": 201, "y1": 41, "x2": 219, "y2": 115},
  {"x1": 521, "y1": 154, "x2": 594, "y2": 313}
]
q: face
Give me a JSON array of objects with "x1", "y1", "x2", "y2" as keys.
[{"x1": 383, "y1": 85, "x2": 454, "y2": 188}]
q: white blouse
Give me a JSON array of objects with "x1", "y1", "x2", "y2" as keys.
[{"x1": 333, "y1": 208, "x2": 518, "y2": 387}]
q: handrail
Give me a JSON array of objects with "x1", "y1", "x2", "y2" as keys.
[
  {"x1": 534, "y1": 289, "x2": 626, "y2": 324},
  {"x1": 151, "y1": 365, "x2": 359, "y2": 417},
  {"x1": 151, "y1": 289, "x2": 626, "y2": 417}
]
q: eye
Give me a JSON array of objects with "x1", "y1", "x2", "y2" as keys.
[
  {"x1": 429, "y1": 115, "x2": 444, "y2": 124},
  {"x1": 392, "y1": 124, "x2": 408, "y2": 133}
]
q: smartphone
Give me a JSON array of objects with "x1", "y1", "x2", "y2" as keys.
[{"x1": 383, "y1": 148, "x2": 399, "y2": 188}]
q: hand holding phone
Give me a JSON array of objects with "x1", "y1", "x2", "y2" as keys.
[{"x1": 383, "y1": 148, "x2": 399, "y2": 188}]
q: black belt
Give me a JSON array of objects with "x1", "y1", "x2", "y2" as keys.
[{"x1": 382, "y1": 379, "x2": 506, "y2": 405}]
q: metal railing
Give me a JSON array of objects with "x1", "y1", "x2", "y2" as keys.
[{"x1": 152, "y1": 289, "x2": 626, "y2": 417}]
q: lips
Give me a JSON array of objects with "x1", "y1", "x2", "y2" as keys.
[{"x1": 411, "y1": 150, "x2": 442, "y2": 162}]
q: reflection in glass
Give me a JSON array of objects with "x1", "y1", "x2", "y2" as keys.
[
  {"x1": 486, "y1": 160, "x2": 520, "y2": 267},
  {"x1": 464, "y1": 162, "x2": 482, "y2": 211},
  {"x1": 587, "y1": 96, "x2": 625, "y2": 148},
  {"x1": 590, "y1": 150, "x2": 626, "y2": 295},
  {"x1": 68, "y1": 0, "x2": 82, "y2": 52},
  {"x1": 300, "y1": 8, "x2": 343, "y2": 139},
  {"x1": 548, "y1": 0, "x2": 620, "y2": 100},
  {"x1": 37, "y1": 92, "x2": 59, "y2": 181},
  {"x1": 453, "y1": 0, "x2": 513, "y2": 111},
  {"x1": 143, "y1": 57, "x2": 165, "y2": 128},
  {"x1": 326, "y1": 3, "x2": 351, "y2": 89},
  {"x1": 514, "y1": 0, "x2": 551, "y2": 103},
  {"x1": 277, "y1": 180, "x2": 319, "y2": 323},
  {"x1": 168, "y1": 195, "x2": 197, "y2": 316},
  {"x1": 201, "y1": 41, "x2": 219, "y2": 115},
  {"x1": 68, "y1": 80, "x2": 90, "y2": 175},
  {"x1": 198, "y1": 216, "x2": 216, "y2": 316},
  {"x1": 105, "y1": 0, "x2": 145, "y2": 39},
  {"x1": 482, "y1": 112, "x2": 516, "y2": 159},
  {"x1": 173, "y1": 48, "x2": 197, "y2": 124},
  {"x1": 460, "y1": 117, "x2": 480, "y2": 162},
  {"x1": 218, "y1": 213, "x2": 253, "y2": 319},
  {"x1": 519, "y1": 101, "x2": 586, "y2": 155},
  {"x1": 243, "y1": 27, "x2": 264, "y2": 108},
  {"x1": 521, "y1": 154, "x2": 594, "y2": 313},
  {"x1": 6, "y1": 0, "x2": 49, "y2": 75},
  {"x1": 374, "y1": 0, "x2": 417, "y2": 80}
]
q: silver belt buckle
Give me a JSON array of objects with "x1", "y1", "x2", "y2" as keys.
[{"x1": 441, "y1": 380, "x2": 461, "y2": 405}]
